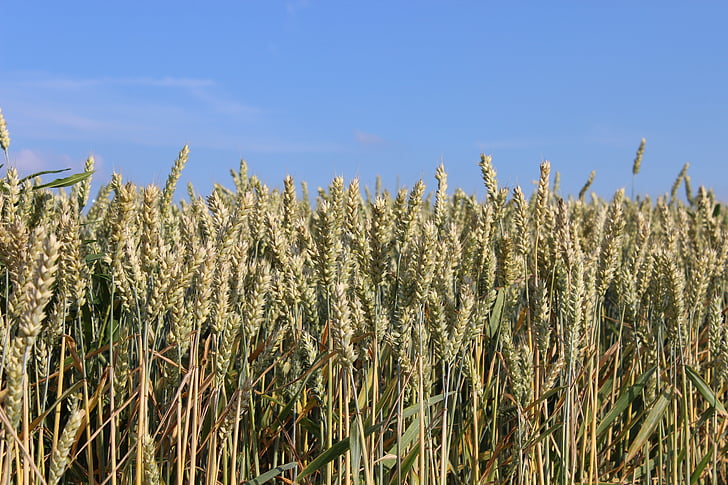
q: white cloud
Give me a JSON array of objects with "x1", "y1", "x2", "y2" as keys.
[
  {"x1": 126, "y1": 77, "x2": 216, "y2": 89},
  {"x1": 0, "y1": 72, "x2": 261, "y2": 149},
  {"x1": 36, "y1": 110, "x2": 114, "y2": 133},
  {"x1": 12, "y1": 149, "x2": 77, "y2": 175},
  {"x1": 1, "y1": 72, "x2": 253, "y2": 116},
  {"x1": 476, "y1": 136, "x2": 558, "y2": 151},
  {"x1": 355, "y1": 130, "x2": 385, "y2": 145},
  {"x1": 584, "y1": 125, "x2": 637, "y2": 147},
  {"x1": 20, "y1": 75, "x2": 216, "y2": 91},
  {"x1": 14, "y1": 149, "x2": 48, "y2": 173},
  {"x1": 0, "y1": 72, "x2": 342, "y2": 161},
  {"x1": 187, "y1": 88, "x2": 260, "y2": 116},
  {"x1": 286, "y1": 0, "x2": 311, "y2": 15},
  {"x1": 240, "y1": 139, "x2": 343, "y2": 154}
]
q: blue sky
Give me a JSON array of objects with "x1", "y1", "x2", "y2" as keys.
[{"x1": 1, "y1": 1, "x2": 727, "y2": 201}]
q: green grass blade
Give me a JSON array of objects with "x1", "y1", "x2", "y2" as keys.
[
  {"x1": 597, "y1": 366, "x2": 655, "y2": 437},
  {"x1": 297, "y1": 419, "x2": 381, "y2": 482},
  {"x1": 376, "y1": 392, "x2": 455, "y2": 470},
  {"x1": 625, "y1": 387, "x2": 672, "y2": 463},
  {"x1": 28, "y1": 380, "x2": 85, "y2": 432},
  {"x1": 401, "y1": 392, "x2": 452, "y2": 420},
  {"x1": 351, "y1": 415, "x2": 361, "y2": 485},
  {"x1": 33, "y1": 170, "x2": 94, "y2": 189},
  {"x1": 297, "y1": 438, "x2": 351, "y2": 482},
  {"x1": 690, "y1": 447, "x2": 713, "y2": 484},
  {"x1": 269, "y1": 351, "x2": 332, "y2": 430},
  {"x1": 19, "y1": 168, "x2": 70, "y2": 184},
  {"x1": 246, "y1": 462, "x2": 297, "y2": 485},
  {"x1": 381, "y1": 415, "x2": 420, "y2": 469},
  {"x1": 387, "y1": 442, "x2": 420, "y2": 485},
  {"x1": 685, "y1": 365, "x2": 727, "y2": 416},
  {"x1": 487, "y1": 288, "x2": 505, "y2": 338}
]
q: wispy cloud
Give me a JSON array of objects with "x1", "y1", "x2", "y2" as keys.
[
  {"x1": 127, "y1": 77, "x2": 217, "y2": 89},
  {"x1": 0, "y1": 71, "x2": 346, "y2": 161},
  {"x1": 584, "y1": 125, "x2": 640, "y2": 147},
  {"x1": 29, "y1": 109, "x2": 117, "y2": 133},
  {"x1": 187, "y1": 88, "x2": 260, "y2": 116},
  {"x1": 239, "y1": 139, "x2": 343, "y2": 154},
  {"x1": 6, "y1": 73, "x2": 252, "y2": 117},
  {"x1": 13, "y1": 149, "x2": 77, "y2": 175},
  {"x1": 286, "y1": 0, "x2": 311, "y2": 15},
  {"x1": 476, "y1": 136, "x2": 558, "y2": 151},
  {"x1": 19, "y1": 75, "x2": 216, "y2": 91},
  {"x1": 0, "y1": 72, "x2": 261, "y2": 148},
  {"x1": 355, "y1": 130, "x2": 385, "y2": 145}
]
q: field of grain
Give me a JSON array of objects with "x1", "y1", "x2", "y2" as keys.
[{"x1": 1, "y1": 110, "x2": 727, "y2": 484}]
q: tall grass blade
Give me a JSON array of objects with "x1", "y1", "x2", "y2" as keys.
[
  {"x1": 625, "y1": 387, "x2": 673, "y2": 463},
  {"x1": 33, "y1": 170, "x2": 95, "y2": 189},
  {"x1": 685, "y1": 365, "x2": 728, "y2": 416},
  {"x1": 246, "y1": 462, "x2": 297, "y2": 485},
  {"x1": 597, "y1": 367, "x2": 655, "y2": 438}
]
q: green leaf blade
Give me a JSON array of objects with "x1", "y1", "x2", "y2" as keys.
[
  {"x1": 246, "y1": 462, "x2": 297, "y2": 485},
  {"x1": 33, "y1": 170, "x2": 94, "y2": 190},
  {"x1": 625, "y1": 387, "x2": 672, "y2": 463},
  {"x1": 685, "y1": 365, "x2": 727, "y2": 416}
]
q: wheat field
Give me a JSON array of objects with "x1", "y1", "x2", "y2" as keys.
[{"x1": 0, "y1": 110, "x2": 727, "y2": 484}]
